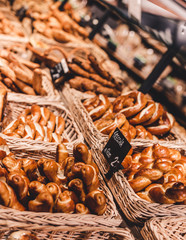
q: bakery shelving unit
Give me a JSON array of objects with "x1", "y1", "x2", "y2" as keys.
[{"x1": 86, "y1": 0, "x2": 186, "y2": 126}]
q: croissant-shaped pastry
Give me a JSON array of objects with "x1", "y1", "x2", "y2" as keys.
[
  {"x1": 81, "y1": 165, "x2": 100, "y2": 193},
  {"x1": 29, "y1": 181, "x2": 48, "y2": 198},
  {"x1": 56, "y1": 143, "x2": 69, "y2": 164},
  {"x1": 7, "y1": 172, "x2": 30, "y2": 204},
  {"x1": 68, "y1": 178, "x2": 86, "y2": 202},
  {"x1": 46, "y1": 182, "x2": 62, "y2": 201},
  {"x1": 85, "y1": 190, "x2": 106, "y2": 215},
  {"x1": 7, "y1": 230, "x2": 39, "y2": 240},
  {"x1": 28, "y1": 191, "x2": 53, "y2": 212},
  {"x1": 75, "y1": 203, "x2": 90, "y2": 214},
  {"x1": 0, "y1": 181, "x2": 25, "y2": 211},
  {"x1": 55, "y1": 190, "x2": 75, "y2": 213}
]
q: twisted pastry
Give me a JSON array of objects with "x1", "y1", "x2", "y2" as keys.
[
  {"x1": 31, "y1": 105, "x2": 41, "y2": 123},
  {"x1": 7, "y1": 172, "x2": 30, "y2": 204},
  {"x1": 28, "y1": 191, "x2": 53, "y2": 212},
  {"x1": 22, "y1": 159, "x2": 44, "y2": 182},
  {"x1": 2, "y1": 156, "x2": 22, "y2": 173},
  {"x1": 56, "y1": 143, "x2": 69, "y2": 164},
  {"x1": 34, "y1": 122, "x2": 45, "y2": 141},
  {"x1": 39, "y1": 107, "x2": 51, "y2": 126},
  {"x1": 55, "y1": 190, "x2": 75, "y2": 213},
  {"x1": 81, "y1": 165, "x2": 100, "y2": 193},
  {"x1": 113, "y1": 91, "x2": 147, "y2": 117},
  {"x1": 55, "y1": 116, "x2": 65, "y2": 135},
  {"x1": 23, "y1": 121, "x2": 36, "y2": 140},
  {"x1": 0, "y1": 181, "x2": 25, "y2": 210},
  {"x1": 46, "y1": 182, "x2": 62, "y2": 201},
  {"x1": 75, "y1": 203, "x2": 90, "y2": 214},
  {"x1": 68, "y1": 178, "x2": 86, "y2": 202},
  {"x1": 29, "y1": 181, "x2": 48, "y2": 198},
  {"x1": 85, "y1": 190, "x2": 106, "y2": 215},
  {"x1": 73, "y1": 143, "x2": 99, "y2": 173},
  {"x1": 37, "y1": 158, "x2": 67, "y2": 187},
  {"x1": 47, "y1": 112, "x2": 56, "y2": 132}
]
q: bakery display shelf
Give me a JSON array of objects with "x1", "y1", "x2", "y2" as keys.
[
  {"x1": 141, "y1": 216, "x2": 186, "y2": 240},
  {"x1": 0, "y1": 92, "x2": 84, "y2": 152},
  {"x1": 93, "y1": 0, "x2": 186, "y2": 48}
]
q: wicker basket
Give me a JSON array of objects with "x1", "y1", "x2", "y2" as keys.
[
  {"x1": 91, "y1": 140, "x2": 186, "y2": 224},
  {"x1": 141, "y1": 216, "x2": 186, "y2": 240},
  {"x1": 0, "y1": 92, "x2": 84, "y2": 152},
  {"x1": 0, "y1": 137, "x2": 122, "y2": 233},
  {"x1": 61, "y1": 85, "x2": 186, "y2": 149},
  {"x1": 0, "y1": 225, "x2": 135, "y2": 240}
]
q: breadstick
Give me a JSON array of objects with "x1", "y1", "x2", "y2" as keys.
[{"x1": 14, "y1": 79, "x2": 36, "y2": 95}]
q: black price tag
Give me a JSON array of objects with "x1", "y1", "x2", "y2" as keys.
[
  {"x1": 16, "y1": 6, "x2": 28, "y2": 21},
  {"x1": 102, "y1": 127, "x2": 132, "y2": 180},
  {"x1": 50, "y1": 58, "x2": 69, "y2": 83}
]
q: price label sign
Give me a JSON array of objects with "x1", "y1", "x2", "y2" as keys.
[
  {"x1": 50, "y1": 58, "x2": 69, "y2": 83},
  {"x1": 128, "y1": 0, "x2": 142, "y2": 23},
  {"x1": 102, "y1": 128, "x2": 132, "y2": 180}
]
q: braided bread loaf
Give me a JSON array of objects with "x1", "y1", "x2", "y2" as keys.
[{"x1": 123, "y1": 144, "x2": 186, "y2": 204}]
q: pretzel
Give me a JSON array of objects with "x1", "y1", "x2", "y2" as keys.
[
  {"x1": 113, "y1": 91, "x2": 147, "y2": 117},
  {"x1": 129, "y1": 101, "x2": 156, "y2": 125},
  {"x1": 147, "y1": 111, "x2": 175, "y2": 136},
  {"x1": 94, "y1": 113, "x2": 126, "y2": 135},
  {"x1": 87, "y1": 94, "x2": 111, "y2": 120},
  {"x1": 143, "y1": 102, "x2": 164, "y2": 126}
]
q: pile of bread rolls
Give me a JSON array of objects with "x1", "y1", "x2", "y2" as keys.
[
  {"x1": 0, "y1": 137, "x2": 106, "y2": 215},
  {"x1": 83, "y1": 90, "x2": 175, "y2": 140},
  {"x1": 122, "y1": 144, "x2": 186, "y2": 204},
  {"x1": 3, "y1": 104, "x2": 67, "y2": 144}
]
